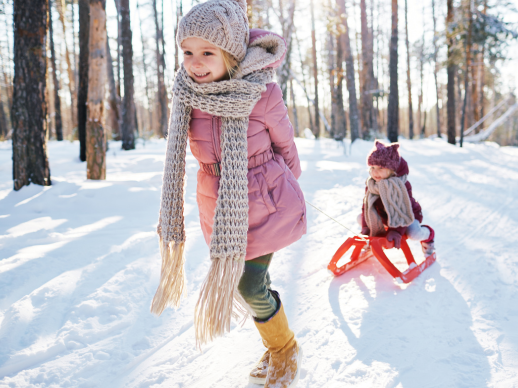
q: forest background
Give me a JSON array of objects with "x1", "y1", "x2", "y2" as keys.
[{"x1": 1, "y1": 0, "x2": 518, "y2": 190}]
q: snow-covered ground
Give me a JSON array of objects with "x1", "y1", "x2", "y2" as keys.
[{"x1": 1, "y1": 137, "x2": 518, "y2": 388}]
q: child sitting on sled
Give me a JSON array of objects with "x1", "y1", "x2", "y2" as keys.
[{"x1": 358, "y1": 140, "x2": 435, "y2": 258}]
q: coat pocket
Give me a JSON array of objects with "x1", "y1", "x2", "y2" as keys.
[{"x1": 255, "y1": 172, "x2": 277, "y2": 215}]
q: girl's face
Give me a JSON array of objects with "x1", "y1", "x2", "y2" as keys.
[
  {"x1": 181, "y1": 38, "x2": 229, "y2": 83},
  {"x1": 369, "y1": 165, "x2": 394, "y2": 181}
]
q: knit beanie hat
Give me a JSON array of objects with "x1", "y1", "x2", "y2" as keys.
[
  {"x1": 367, "y1": 140, "x2": 401, "y2": 171},
  {"x1": 177, "y1": 0, "x2": 249, "y2": 62}
]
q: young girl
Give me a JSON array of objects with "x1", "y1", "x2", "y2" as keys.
[
  {"x1": 360, "y1": 141, "x2": 435, "y2": 258},
  {"x1": 151, "y1": 1, "x2": 306, "y2": 387}
]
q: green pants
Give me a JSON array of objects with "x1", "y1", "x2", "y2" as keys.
[{"x1": 237, "y1": 253, "x2": 278, "y2": 320}]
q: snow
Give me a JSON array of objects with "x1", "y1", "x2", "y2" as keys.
[{"x1": 1, "y1": 137, "x2": 518, "y2": 387}]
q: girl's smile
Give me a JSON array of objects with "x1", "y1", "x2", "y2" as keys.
[{"x1": 181, "y1": 37, "x2": 229, "y2": 83}]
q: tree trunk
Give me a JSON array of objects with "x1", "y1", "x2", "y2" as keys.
[
  {"x1": 310, "y1": 0, "x2": 320, "y2": 138},
  {"x1": 120, "y1": 0, "x2": 135, "y2": 150},
  {"x1": 153, "y1": 0, "x2": 168, "y2": 137},
  {"x1": 78, "y1": 0, "x2": 89, "y2": 162},
  {"x1": 137, "y1": 0, "x2": 153, "y2": 134},
  {"x1": 12, "y1": 0, "x2": 51, "y2": 190},
  {"x1": 446, "y1": 0, "x2": 456, "y2": 144},
  {"x1": 327, "y1": 29, "x2": 337, "y2": 138},
  {"x1": 56, "y1": 0, "x2": 77, "y2": 127},
  {"x1": 460, "y1": 1, "x2": 472, "y2": 148},
  {"x1": 174, "y1": 0, "x2": 182, "y2": 73},
  {"x1": 333, "y1": 4, "x2": 347, "y2": 141},
  {"x1": 337, "y1": 0, "x2": 360, "y2": 142},
  {"x1": 387, "y1": 0, "x2": 399, "y2": 143},
  {"x1": 296, "y1": 32, "x2": 314, "y2": 133},
  {"x1": 289, "y1": 78, "x2": 299, "y2": 137},
  {"x1": 86, "y1": 0, "x2": 107, "y2": 179},
  {"x1": 360, "y1": 0, "x2": 374, "y2": 139},
  {"x1": 106, "y1": 37, "x2": 121, "y2": 139},
  {"x1": 49, "y1": 0, "x2": 63, "y2": 141},
  {"x1": 432, "y1": 0, "x2": 440, "y2": 137},
  {"x1": 276, "y1": 0, "x2": 296, "y2": 104},
  {"x1": 404, "y1": 0, "x2": 413, "y2": 139},
  {"x1": 417, "y1": 3, "x2": 425, "y2": 138}
]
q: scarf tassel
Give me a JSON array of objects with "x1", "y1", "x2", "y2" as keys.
[
  {"x1": 194, "y1": 258, "x2": 251, "y2": 349},
  {"x1": 150, "y1": 239, "x2": 186, "y2": 315}
]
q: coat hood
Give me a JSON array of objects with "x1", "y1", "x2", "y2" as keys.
[{"x1": 239, "y1": 29, "x2": 287, "y2": 76}]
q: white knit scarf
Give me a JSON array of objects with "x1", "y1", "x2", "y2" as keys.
[
  {"x1": 364, "y1": 175, "x2": 415, "y2": 237},
  {"x1": 151, "y1": 65, "x2": 275, "y2": 348}
]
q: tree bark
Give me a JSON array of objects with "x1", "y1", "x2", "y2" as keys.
[
  {"x1": 360, "y1": 0, "x2": 374, "y2": 139},
  {"x1": 327, "y1": 29, "x2": 337, "y2": 138},
  {"x1": 333, "y1": 3, "x2": 347, "y2": 140},
  {"x1": 432, "y1": 0, "x2": 441, "y2": 137},
  {"x1": 86, "y1": 0, "x2": 107, "y2": 179},
  {"x1": 120, "y1": 0, "x2": 135, "y2": 150},
  {"x1": 12, "y1": 0, "x2": 51, "y2": 190},
  {"x1": 337, "y1": 0, "x2": 360, "y2": 142},
  {"x1": 137, "y1": 0, "x2": 152, "y2": 134},
  {"x1": 417, "y1": 4, "x2": 425, "y2": 138},
  {"x1": 446, "y1": 0, "x2": 456, "y2": 144},
  {"x1": 78, "y1": 0, "x2": 89, "y2": 162},
  {"x1": 106, "y1": 37, "x2": 120, "y2": 139},
  {"x1": 56, "y1": 0, "x2": 77, "y2": 127},
  {"x1": 404, "y1": 0, "x2": 413, "y2": 139},
  {"x1": 276, "y1": 0, "x2": 296, "y2": 104},
  {"x1": 153, "y1": 0, "x2": 168, "y2": 137},
  {"x1": 310, "y1": 0, "x2": 320, "y2": 138},
  {"x1": 289, "y1": 78, "x2": 299, "y2": 137},
  {"x1": 387, "y1": 0, "x2": 399, "y2": 143},
  {"x1": 460, "y1": 0, "x2": 472, "y2": 147},
  {"x1": 49, "y1": 0, "x2": 63, "y2": 140}
]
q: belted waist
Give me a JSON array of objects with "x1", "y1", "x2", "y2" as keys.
[{"x1": 199, "y1": 148, "x2": 275, "y2": 177}]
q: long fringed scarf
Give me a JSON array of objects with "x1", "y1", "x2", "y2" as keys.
[
  {"x1": 151, "y1": 65, "x2": 275, "y2": 348},
  {"x1": 364, "y1": 175, "x2": 415, "y2": 237}
]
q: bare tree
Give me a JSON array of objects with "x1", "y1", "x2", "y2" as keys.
[
  {"x1": 337, "y1": 0, "x2": 360, "y2": 142},
  {"x1": 310, "y1": 0, "x2": 320, "y2": 137},
  {"x1": 446, "y1": 0, "x2": 456, "y2": 144},
  {"x1": 78, "y1": 0, "x2": 89, "y2": 162},
  {"x1": 404, "y1": 0, "x2": 413, "y2": 139},
  {"x1": 276, "y1": 0, "x2": 296, "y2": 104},
  {"x1": 289, "y1": 78, "x2": 299, "y2": 137},
  {"x1": 360, "y1": 0, "x2": 374, "y2": 139},
  {"x1": 106, "y1": 37, "x2": 121, "y2": 139},
  {"x1": 56, "y1": 0, "x2": 77, "y2": 127},
  {"x1": 387, "y1": 0, "x2": 399, "y2": 143},
  {"x1": 137, "y1": 0, "x2": 153, "y2": 133},
  {"x1": 460, "y1": 0, "x2": 473, "y2": 147},
  {"x1": 86, "y1": 0, "x2": 107, "y2": 179},
  {"x1": 12, "y1": 0, "x2": 51, "y2": 190},
  {"x1": 432, "y1": 0, "x2": 441, "y2": 137},
  {"x1": 49, "y1": 0, "x2": 63, "y2": 141},
  {"x1": 120, "y1": 0, "x2": 135, "y2": 150},
  {"x1": 174, "y1": 0, "x2": 183, "y2": 73},
  {"x1": 153, "y1": 0, "x2": 167, "y2": 137}
]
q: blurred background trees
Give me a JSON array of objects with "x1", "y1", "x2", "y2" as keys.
[{"x1": 1, "y1": 0, "x2": 518, "y2": 188}]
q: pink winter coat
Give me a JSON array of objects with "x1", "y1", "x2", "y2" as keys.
[{"x1": 188, "y1": 30, "x2": 307, "y2": 260}]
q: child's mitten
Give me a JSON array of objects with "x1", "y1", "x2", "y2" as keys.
[
  {"x1": 386, "y1": 230, "x2": 402, "y2": 249},
  {"x1": 361, "y1": 227, "x2": 370, "y2": 236}
]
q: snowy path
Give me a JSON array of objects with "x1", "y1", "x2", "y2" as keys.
[{"x1": 1, "y1": 138, "x2": 517, "y2": 388}]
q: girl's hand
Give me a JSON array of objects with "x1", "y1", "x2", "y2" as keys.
[
  {"x1": 386, "y1": 231, "x2": 402, "y2": 249},
  {"x1": 361, "y1": 227, "x2": 370, "y2": 236}
]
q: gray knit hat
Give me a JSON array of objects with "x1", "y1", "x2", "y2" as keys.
[{"x1": 177, "y1": 0, "x2": 249, "y2": 62}]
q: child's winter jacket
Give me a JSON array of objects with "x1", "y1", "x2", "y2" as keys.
[
  {"x1": 188, "y1": 29, "x2": 307, "y2": 260},
  {"x1": 361, "y1": 157, "x2": 423, "y2": 237}
]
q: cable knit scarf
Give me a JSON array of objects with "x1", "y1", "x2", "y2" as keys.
[
  {"x1": 364, "y1": 175, "x2": 415, "y2": 237},
  {"x1": 151, "y1": 65, "x2": 275, "y2": 348}
]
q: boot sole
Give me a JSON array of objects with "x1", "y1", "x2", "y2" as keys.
[{"x1": 248, "y1": 346, "x2": 303, "y2": 386}]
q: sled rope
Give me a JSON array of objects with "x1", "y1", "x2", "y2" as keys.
[{"x1": 305, "y1": 200, "x2": 368, "y2": 241}]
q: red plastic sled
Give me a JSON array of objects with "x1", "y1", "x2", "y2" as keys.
[{"x1": 327, "y1": 235, "x2": 436, "y2": 283}]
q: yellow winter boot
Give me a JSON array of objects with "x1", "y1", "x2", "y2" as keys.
[
  {"x1": 253, "y1": 294, "x2": 302, "y2": 388},
  {"x1": 249, "y1": 350, "x2": 270, "y2": 384}
]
